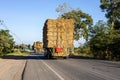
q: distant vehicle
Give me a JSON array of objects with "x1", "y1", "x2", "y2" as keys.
[
  {"x1": 43, "y1": 18, "x2": 74, "y2": 59},
  {"x1": 25, "y1": 48, "x2": 30, "y2": 52},
  {"x1": 33, "y1": 41, "x2": 43, "y2": 53}
]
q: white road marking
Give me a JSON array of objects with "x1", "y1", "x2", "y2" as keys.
[{"x1": 41, "y1": 60, "x2": 64, "y2": 80}]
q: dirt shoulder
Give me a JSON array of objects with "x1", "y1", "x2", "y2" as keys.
[{"x1": 0, "y1": 59, "x2": 26, "y2": 80}]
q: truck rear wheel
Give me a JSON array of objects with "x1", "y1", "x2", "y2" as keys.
[
  {"x1": 63, "y1": 56, "x2": 69, "y2": 59},
  {"x1": 47, "y1": 54, "x2": 51, "y2": 59}
]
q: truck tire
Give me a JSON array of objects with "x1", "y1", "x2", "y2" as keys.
[
  {"x1": 63, "y1": 56, "x2": 69, "y2": 59},
  {"x1": 47, "y1": 53, "x2": 52, "y2": 59}
]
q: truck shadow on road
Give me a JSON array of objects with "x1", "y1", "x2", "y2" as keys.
[
  {"x1": 1, "y1": 55, "x2": 96, "y2": 61},
  {"x1": 1, "y1": 55, "x2": 45, "y2": 60},
  {"x1": 1, "y1": 52, "x2": 98, "y2": 60},
  {"x1": 1, "y1": 52, "x2": 46, "y2": 60},
  {"x1": 69, "y1": 56, "x2": 95, "y2": 60}
]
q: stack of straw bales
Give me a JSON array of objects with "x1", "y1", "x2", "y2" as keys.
[
  {"x1": 34, "y1": 41, "x2": 42, "y2": 49},
  {"x1": 34, "y1": 41, "x2": 43, "y2": 53},
  {"x1": 43, "y1": 18, "x2": 74, "y2": 48}
]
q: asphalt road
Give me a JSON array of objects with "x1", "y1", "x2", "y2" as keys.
[{"x1": 23, "y1": 53, "x2": 120, "y2": 80}]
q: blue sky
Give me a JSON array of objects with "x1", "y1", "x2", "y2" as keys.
[{"x1": 0, "y1": 0, "x2": 107, "y2": 47}]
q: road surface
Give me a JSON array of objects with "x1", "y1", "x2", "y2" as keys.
[{"x1": 23, "y1": 53, "x2": 120, "y2": 80}]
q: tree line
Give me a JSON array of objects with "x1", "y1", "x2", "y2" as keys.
[
  {"x1": 0, "y1": 30, "x2": 14, "y2": 55},
  {"x1": 56, "y1": 0, "x2": 120, "y2": 60},
  {"x1": 89, "y1": 0, "x2": 120, "y2": 60},
  {"x1": 0, "y1": 29, "x2": 31, "y2": 55}
]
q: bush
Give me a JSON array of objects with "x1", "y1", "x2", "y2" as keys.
[{"x1": 89, "y1": 30, "x2": 120, "y2": 60}]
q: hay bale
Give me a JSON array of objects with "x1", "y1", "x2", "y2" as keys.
[
  {"x1": 43, "y1": 18, "x2": 74, "y2": 48},
  {"x1": 34, "y1": 41, "x2": 42, "y2": 48}
]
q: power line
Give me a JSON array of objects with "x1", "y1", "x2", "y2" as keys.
[{"x1": 0, "y1": 20, "x2": 24, "y2": 44}]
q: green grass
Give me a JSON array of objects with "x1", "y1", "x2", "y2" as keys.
[
  {"x1": 0, "y1": 49, "x2": 30, "y2": 57},
  {"x1": 72, "y1": 52, "x2": 94, "y2": 58},
  {"x1": 5, "y1": 52, "x2": 30, "y2": 56}
]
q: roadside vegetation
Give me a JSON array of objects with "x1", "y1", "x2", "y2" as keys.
[
  {"x1": 0, "y1": 29, "x2": 30, "y2": 57},
  {"x1": 56, "y1": 0, "x2": 120, "y2": 61},
  {"x1": 0, "y1": 29, "x2": 14, "y2": 56},
  {"x1": 3, "y1": 49, "x2": 30, "y2": 56},
  {"x1": 0, "y1": 48, "x2": 30, "y2": 57}
]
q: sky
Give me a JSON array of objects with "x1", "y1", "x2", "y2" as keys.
[{"x1": 0, "y1": 0, "x2": 107, "y2": 47}]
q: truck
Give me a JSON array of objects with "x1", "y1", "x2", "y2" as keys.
[
  {"x1": 33, "y1": 41, "x2": 43, "y2": 53},
  {"x1": 43, "y1": 18, "x2": 74, "y2": 58}
]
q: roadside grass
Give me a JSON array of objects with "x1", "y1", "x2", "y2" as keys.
[
  {"x1": 72, "y1": 52, "x2": 93, "y2": 58},
  {"x1": 72, "y1": 48, "x2": 94, "y2": 58},
  {"x1": 0, "y1": 49, "x2": 30, "y2": 58},
  {"x1": 5, "y1": 52, "x2": 30, "y2": 56}
]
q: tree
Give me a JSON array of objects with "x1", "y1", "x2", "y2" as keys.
[
  {"x1": 56, "y1": 3, "x2": 73, "y2": 14},
  {"x1": 28, "y1": 44, "x2": 31, "y2": 50},
  {"x1": 89, "y1": 20, "x2": 109, "y2": 38},
  {"x1": 100, "y1": 0, "x2": 120, "y2": 30},
  {"x1": 89, "y1": 21, "x2": 110, "y2": 58},
  {"x1": 100, "y1": 0, "x2": 120, "y2": 60},
  {"x1": 19, "y1": 44, "x2": 27, "y2": 50},
  {"x1": 0, "y1": 30, "x2": 14, "y2": 55},
  {"x1": 89, "y1": 20, "x2": 120, "y2": 60},
  {"x1": 56, "y1": 3, "x2": 93, "y2": 41}
]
